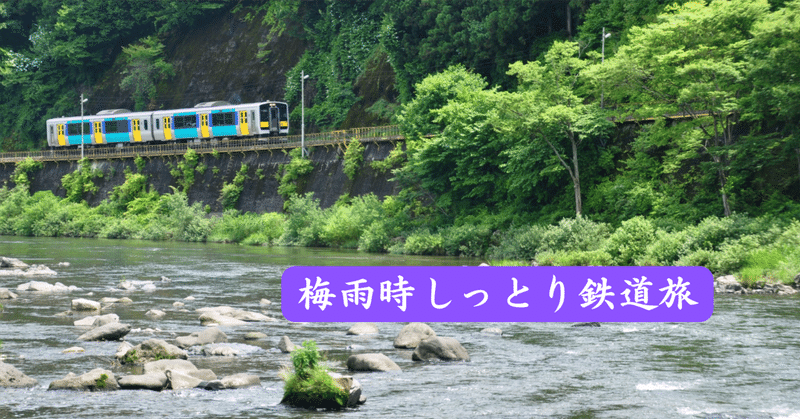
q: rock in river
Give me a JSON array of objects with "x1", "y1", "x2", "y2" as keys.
[
  {"x1": 412, "y1": 336, "x2": 470, "y2": 362},
  {"x1": 48, "y1": 368, "x2": 119, "y2": 391},
  {"x1": 393, "y1": 322, "x2": 436, "y2": 349},
  {"x1": 0, "y1": 361, "x2": 38, "y2": 388},
  {"x1": 77, "y1": 322, "x2": 131, "y2": 341},
  {"x1": 347, "y1": 353, "x2": 401, "y2": 372}
]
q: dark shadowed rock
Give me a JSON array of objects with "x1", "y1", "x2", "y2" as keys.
[
  {"x1": 412, "y1": 336, "x2": 470, "y2": 362},
  {"x1": 48, "y1": 368, "x2": 119, "y2": 391},
  {"x1": 77, "y1": 322, "x2": 131, "y2": 341},
  {"x1": 0, "y1": 361, "x2": 38, "y2": 388},
  {"x1": 346, "y1": 353, "x2": 401, "y2": 372},
  {"x1": 393, "y1": 322, "x2": 436, "y2": 348},
  {"x1": 571, "y1": 322, "x2": 601, "y2": 327}
]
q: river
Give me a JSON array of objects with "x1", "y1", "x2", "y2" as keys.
[{"x1": 0, "y1": 236, "x2": 798, "y2": 419}]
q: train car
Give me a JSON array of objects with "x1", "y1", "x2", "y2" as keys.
[
  {"x1": 46, "y1": 100, "x2": 289, "y2": 148},
  {"x1": 46, "y1": 109, "x2": 154, "y2": 147}
]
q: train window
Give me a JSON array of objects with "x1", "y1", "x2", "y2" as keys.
[
  {"x1": 143, "y1": 120, "x2": 148, "y2": 130},
  {"x1": 50, "y1": 125, "x2": 54, "y2": 137},
  {"x1": 156, "y1": 119, "x2": 160, "y2": 130},
  {"x1": 67, "y1": 122, "x2": 91, "y2": 136},
  {"x1": 211, "y1": 112, "x2": 235, "y2": 126},
  {"x1": 104, "y1": 119, "x2": 129, "y2": 134},
  {"x1": 174, "y1": 115, "x2": 197, "y2": 129}
]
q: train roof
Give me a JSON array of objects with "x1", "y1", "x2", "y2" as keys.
[{"x1": 46, "y1": 101, "x2": 287, "y2": 123}]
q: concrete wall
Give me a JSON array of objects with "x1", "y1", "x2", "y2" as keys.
[{"x1": 0, "y1": 141, "x2": 400, "y2": 213}]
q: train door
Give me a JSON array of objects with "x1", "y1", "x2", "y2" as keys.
[
  {"x1": 93, "y1": 121, "x2": 104, "y2": 144},
  {"x1": 269, "y1": 107, "x2": 279, "y2": 135},
  {"x1": 200, "y1": 114, "x2": 210, "y2": 138},
  {"x1": 132, "y1": 119, "x2": 142, "y2": 142},
  {"x1": 239, "y1": 110, "x2": 250, "y2": 136},
  {"x1": 57, "y1": 124, "x2": 66, "y2": 146},
  {"x1": 163, "y1": 116, "x2": 173, "y2": 140}
]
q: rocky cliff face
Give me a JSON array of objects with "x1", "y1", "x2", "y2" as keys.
[{"x1": 89, "y1": 7, "x2": 307, "y2": 113}]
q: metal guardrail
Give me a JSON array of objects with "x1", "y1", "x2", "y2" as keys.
[{"x1": 0, "y1": 125, "x2": 404, "y2": 164}]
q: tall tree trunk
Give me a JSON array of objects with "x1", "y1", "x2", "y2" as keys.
[
  {"x1": 571, "y1": 133, "x2": 582, "y2": 216},
  {"x1": 566, "y1": 2, "x2": 572, "y2": 38}
]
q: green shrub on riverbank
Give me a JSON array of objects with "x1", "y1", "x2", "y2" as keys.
[{"x1": 2, "y1": 175, "x2": 799, "y2": 285}]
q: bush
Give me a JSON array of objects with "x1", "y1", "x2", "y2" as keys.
[
  {"x1": 604, "y1": 216, "x2": 656, "y2": 265},
  {"x1": 396, "y1": 228, "x2": 445, "y2": 255},
  {"x1": 535, "y1": 249, "x2": 614, "y2": 266},
  {"x1": 280, "y1": 193, "x2": 326, "y2": 247},
  {"x1": 486, "y1": 224, "x2": 548, "y2": 261},
  {"x1": 538, "y1": 216, "x2": 611, "y2": 254},
  {"x1": 321, "y1": 194, "x2": 384, "y2": 248},
  {"x1": 440, "y1": 223, "x2": 493, "y2": 257},
  {"x1": 280, "y1": 341, "x2": 348, "y2": 410},
  {"x1": 635, "y1": 229, "x2": 688, "y2": 266}
]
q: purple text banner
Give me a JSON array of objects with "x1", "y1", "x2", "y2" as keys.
[{"x1": 281, "y1": 266, "x2": 714, "y2": 322}]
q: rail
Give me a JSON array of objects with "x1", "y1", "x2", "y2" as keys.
[{"x1": 0, "y1": 125, "x2": 404, "y2": 164}]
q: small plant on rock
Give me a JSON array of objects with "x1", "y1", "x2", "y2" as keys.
[{"x1": 280, "y1": 340, "x2": 348, "y2": 409}]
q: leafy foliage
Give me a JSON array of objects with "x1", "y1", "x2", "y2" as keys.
[
  {"x1": 119, "y1": 36, "x2": 174, "y2": 111},
  {"x1": 281, "y1": 340, "x2": 348, "y2": 410}
]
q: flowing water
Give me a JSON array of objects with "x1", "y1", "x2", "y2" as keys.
[{"x1": 0, "y1": 236, "x2": 798, "y2": 419}]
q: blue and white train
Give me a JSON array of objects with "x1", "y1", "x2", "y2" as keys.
[{"x1": 46, "y1": 100, "x2": 289, "y2": 148}]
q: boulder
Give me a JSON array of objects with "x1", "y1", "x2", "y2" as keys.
[
  {"x1": 196, "y1": 306, "x2": 276, "y2": 323},
  {"x1": 142, "y1": 359, "x2": 198, "y2": 375},
  {"x1": 346, "y1": 353, "x2": 401, "y2": 372},
  {"x1": 259, "y1": 298, "x2": 271, "y2": 306},
  {"x1": 146, "y1": 309, "x2": 166, "y2": 319},
  {"x1": 165, "y1": 370, "x2": 203, "y2": 390},
  {"x1": 1, "y1": 257, "x2": 29, "y2": 269},
  {"x1": 199, "y1": 311, "x2": 248, "y2": 327},
  {"x1": 393, "y1": 322, "x2": 436, "y2": 349},
  {"x1": 715, "y1": 275, "x2": 743, "y2": 293},
  {"x1": 48, "y1": 368, "x2": 118, "y2": 391},
  {"x1": 71, "y1": 298, "x2": 101, "y2": 311},
  {"x1": 480, "y1": 327, "x2": 503, "y2": 335},
  {"x1": 278, "y1": 336, "x2": 296, "y2": 353},
  {"x1": 62, "y1": 347, "x2": 85, "y2": 354},
  {"x1": 201, "y1": 345, "x2": 240, "y2": 357},
  {"x1": 347, "y1": 323, "x2": 379, "y2": 335},
  {"x1": 118, "y1": 339, "x2": 188, "y2": 364},
  {"x1": 0, "y1": 288, "x2": 18, "y2": 299},
  {"x1": 329, "y1": 372, "x2": 366, "y2": 408},
  {"x1": 175, "y1": 327, "x2": 227, "y2": 348},
  {"x1": 2, "y1": 265, "x2": 58, "y2": 277},
  {"x1": 118, "y1": 373, "x2": 168, "y2": 391},
  {"x1": 220, "y1": 373, "x2": 260, "y2": 389},
  {"x1": 412, "y1": 336, "x2": 470, "y2": 362},
  {"x1": 572, "y1": 322, "x2": 601, "y2": 327},
  {"x1": 0, "y1": 361, "x2": 38, "y2": 388},
  {"x1": 77, "y1": 322, "x2": 131, "y2": 341},
  {"x1": 74, "y1": 313, "x2": 119, "y2": 327},
  {"x1": 244, "y1": 331, "x2": 268, "y2": 340},
  {"x1": 119, "y1": 280, "x2": 156, "y2": 291},
  {"x1": 16, "y1": 281, "x2": 76, "y2": 292}
]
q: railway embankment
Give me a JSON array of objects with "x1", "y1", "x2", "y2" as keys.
[{"x1": 0, "y1": 141, "x2": 400, "y2": 213}]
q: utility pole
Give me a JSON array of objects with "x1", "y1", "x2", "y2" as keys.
[
  {"x1": 80, "y1": 94, "x2": 88, "y2": 159},
  {"x1": 601, "y1": 27, "x2": 611, "y2": 109},
  {"x1": 301, "y1": 71, "x2": 309, "y2": 158}
]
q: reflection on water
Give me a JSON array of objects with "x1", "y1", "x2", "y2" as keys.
[{"x1": 1, "y1": 236, "x2": 799, "y2": 419}]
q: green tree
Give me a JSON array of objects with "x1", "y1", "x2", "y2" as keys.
[
  {"x1": 120, "y1": 36, "x2": 174, "y2": 111},
  {"x1": 745, "y1": 0, "x2": 800, "y2": 186},
  {"x1": 502, "y1": 41, "x2": 612, "y2": 216},
  {"x1": 595, "y1": 0, "x2": 770, "y2": 217}
]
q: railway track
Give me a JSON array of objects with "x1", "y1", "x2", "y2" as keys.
[{"x1": 0, "y1": 125, "x2": 403, "y2": 164}]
